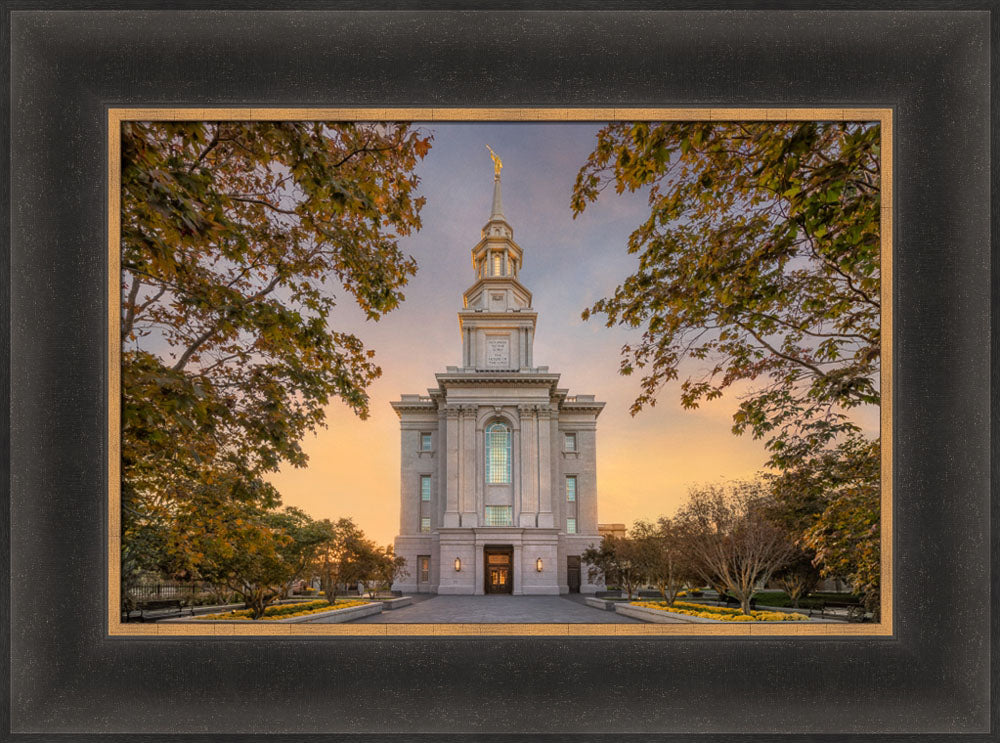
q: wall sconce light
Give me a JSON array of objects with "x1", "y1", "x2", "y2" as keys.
[
  {"x1": 536, "y1": 557, "x2": 544, "y2": 572},
  {"x1": 454, "y1": 557, "x2": 462, "y2": 572}
]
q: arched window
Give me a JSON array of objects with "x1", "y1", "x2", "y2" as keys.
[{"x1": 485, "y1": 422, "x2": 512, "y2": 484}]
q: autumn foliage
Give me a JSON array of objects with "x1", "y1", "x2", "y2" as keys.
[{"x1": 120, "y1": 121, "x2": 429, "y2": 613}]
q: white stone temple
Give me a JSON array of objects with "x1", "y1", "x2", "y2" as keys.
[{"x1": 391, "y1": 153, "x2": 605, "y2": 595}]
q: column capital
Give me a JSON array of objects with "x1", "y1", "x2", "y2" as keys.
[{"x1": 443, "y1": 404, "x2": 461, "y2": 419}]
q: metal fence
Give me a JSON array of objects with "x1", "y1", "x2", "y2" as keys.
[{"x1": 126, "y1": 581, "x2": 209, "y2": 602}]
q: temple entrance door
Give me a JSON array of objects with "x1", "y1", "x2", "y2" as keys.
[
  {"x1": 567, "y1": 556, "x2": 581, "y2": 593},
  {"x1": 484, "y1": 547, "x2": 513, "y2": 594}
]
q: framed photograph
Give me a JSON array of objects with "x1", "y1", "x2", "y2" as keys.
[{"x1": 6, "y1": 5, "x2": 993, "y2": 740}]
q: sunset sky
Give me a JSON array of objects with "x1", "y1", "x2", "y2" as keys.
[{"x1": 268, "y1": 122, "x2": 879, "y2": 547}]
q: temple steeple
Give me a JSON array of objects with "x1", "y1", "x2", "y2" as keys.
[
  {"x1": 457, "y1": 150, "x2": 538, "y2": 371},
  {"x1": 390, "y1": 144, "x2": 605, "y2": 595}
]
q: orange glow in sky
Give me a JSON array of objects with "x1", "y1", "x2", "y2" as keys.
[{"x1": 267, "y1": 123, "x2": 878, "y2": 547}]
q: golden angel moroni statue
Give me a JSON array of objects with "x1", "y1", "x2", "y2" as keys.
[{"x1": 486, "y1": 144, "x2": 502, "y2": 178}]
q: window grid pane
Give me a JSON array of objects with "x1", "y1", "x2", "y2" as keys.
[
  {"x1": 420, "y1": 517, "x2": 431, "y2": 533},
  {"x1": 420, "y1": 433, "x2": 432, "y2": 451},
  {"x1": 485, "y1": 423, "x2": 512, "y2": 484},
  {"x1": 420, "y1": 476, "x2": 431, "y2": 501},
  {"x1": 565, "y1": 432, "x2": 577, "y2": 451},
  {"x1": 566, "y1": 476, "x2": 576, "y2": 502},
  {"x1": 484, "y1": 505, "x2": 513, "y2": 527},
  {"x1": 567, "y1": 518, "x2": 577, "y2": 534}
]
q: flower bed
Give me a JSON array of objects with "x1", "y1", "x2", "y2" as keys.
[
  {"x1": 631, "y1": 600, "x2": 809, "y2": 622},
  {"x1": 198, "y1": 599, "x2": 369, "y2": 621}
]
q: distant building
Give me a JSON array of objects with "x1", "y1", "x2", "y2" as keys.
[
  {"x1": 598, "y1": 523, "x2": 627, "y2": 540},
  {"x1": 391, "y1": 162, "x2": 604, "y2": 595}
]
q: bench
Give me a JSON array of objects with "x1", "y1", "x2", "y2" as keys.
[{"x1": 815, "y1": 600, "x2": 866, "y2": 621}]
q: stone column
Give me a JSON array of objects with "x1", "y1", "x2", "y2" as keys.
[
  {"x1": 511, "y1": 420, "x2": 521, "y2": 527},
  {"x1": 536, "y1": 405, "x2": 554, "y2": 528},
  {"x1": 474, "y1": 541, "x2": 484, "y2": 595},
  {"x1": 518, "y1": 404, "x2": 538, "y2": 527},
  {"x1": 460, "y1": 405, "x2": 477, "y2": 525},
  {"x1": 443, "y1": 405, "x2": 461, "y2": 528},
  {"x1": 513, "y1": 544, "x2": 523, "y2": 595},
  {"x1": 475, "y1": 416, "x2": 484, "y2": 528}
]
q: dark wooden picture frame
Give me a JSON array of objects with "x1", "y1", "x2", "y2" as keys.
[{"x1": 5, "y1": 4, "x2": 994, "y2": 739}]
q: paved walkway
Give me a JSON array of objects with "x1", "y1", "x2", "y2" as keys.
[{"x1": 308, "y1": 594, "x2": 644, "y2": 624}]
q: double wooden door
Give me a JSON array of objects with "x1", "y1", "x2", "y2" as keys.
[{"x1": 484, "y1": 548, "x2": 513, "y2": 594}]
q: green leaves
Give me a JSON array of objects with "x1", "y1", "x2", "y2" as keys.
[
  {"x1": 572, "y1": 121, "x2": 881, "y2": 469},
  {"x1": 120, "y1": 122, "x2": 430, "y2": 602}
]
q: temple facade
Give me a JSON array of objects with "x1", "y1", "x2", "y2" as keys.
[{"x1": 391, "y1": 156, "x2": 604, "y2": 595}]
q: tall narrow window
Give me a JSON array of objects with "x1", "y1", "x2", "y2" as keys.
[
  {"x1": 564, "y1": 432, "x2": 577, "y2": 452},
  {"x1": 418, "y1": 556, "x2": 430, "y2": 583},
  {"x1": 567, "y1": 518, "x2": 577, "y2": 534},
  {"x1": 420, "y1": 517, "x2": 431, "y2": 533},
  {"x1": 420, "y1": 475, "x2": 431, "y2": 501},
  {"x1": 566, "y1": 476, "x2": 577, "y2": 502},
  {"x1": 493, "y1": 252, "x2": 503, "y2": 276},
  {"x1": 485, "y1": 422, "x2": 512, "y2": 484},
  {"x1": 420, "y1": 433, "x2": 432, "y2": 451}
]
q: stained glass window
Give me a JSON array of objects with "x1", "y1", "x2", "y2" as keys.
[
  {"x1": 420, "y1": 517, "x2": 431, "y2": 533},
  {"x1": 485, "y1": 422, "x2": 511, "y2": 484},
  {"x1": 484, "y1": 505, "x2": 513, "y2": 527}
]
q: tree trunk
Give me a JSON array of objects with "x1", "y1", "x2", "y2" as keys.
[{"x1": 740, "y1": 596, "x2": 752, "y2": 616}]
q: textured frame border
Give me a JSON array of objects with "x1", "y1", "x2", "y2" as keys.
[
  {"x1": 106, "y1": 106, "x2": 894, "y2": 638},
  {"x1": 7, "y1": 6, "x2": 991, "y2": 738}
]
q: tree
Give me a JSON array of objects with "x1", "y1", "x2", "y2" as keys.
[
  {"x1": 167, "y1": 494, "x2": 331, "y2": 619},
  {"x1": 119, "y1": 121, "x2": 431, "y2": 599},
  {"x1": 581, "y1": 535, "x2": 647, "y2": 600},
  {"x1": 802, "y1": 444, "x2": 881, "y2": 618},
  {"x1": 631, "y1": 518, "x2": 693, "y2": 605},
  {"x1": 768, "y1": 436, "x2": 880, "y2": 612},
  {"x1": 311, "y1": 517, "x2": 369, "y2": 602},
  {"x1": 373, "y1": 545, "x2": 408, "y2": 596},
  {"x1": 571, "y1": 121, "x2": 881, "y2": 470},
  {"x1": 772, "y1": 551, "x2": 822, "y2": 609},
  {"x1": 266, "y1": 507, "x2": 337, "y2": 598},
  {"x1": 677, "y1": 480, "x2": 797, "y2": 615}
]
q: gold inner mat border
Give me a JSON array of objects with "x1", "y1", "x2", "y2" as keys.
[{"x1": 107, "y1": 107, "x2": 893, "y2": 637}]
